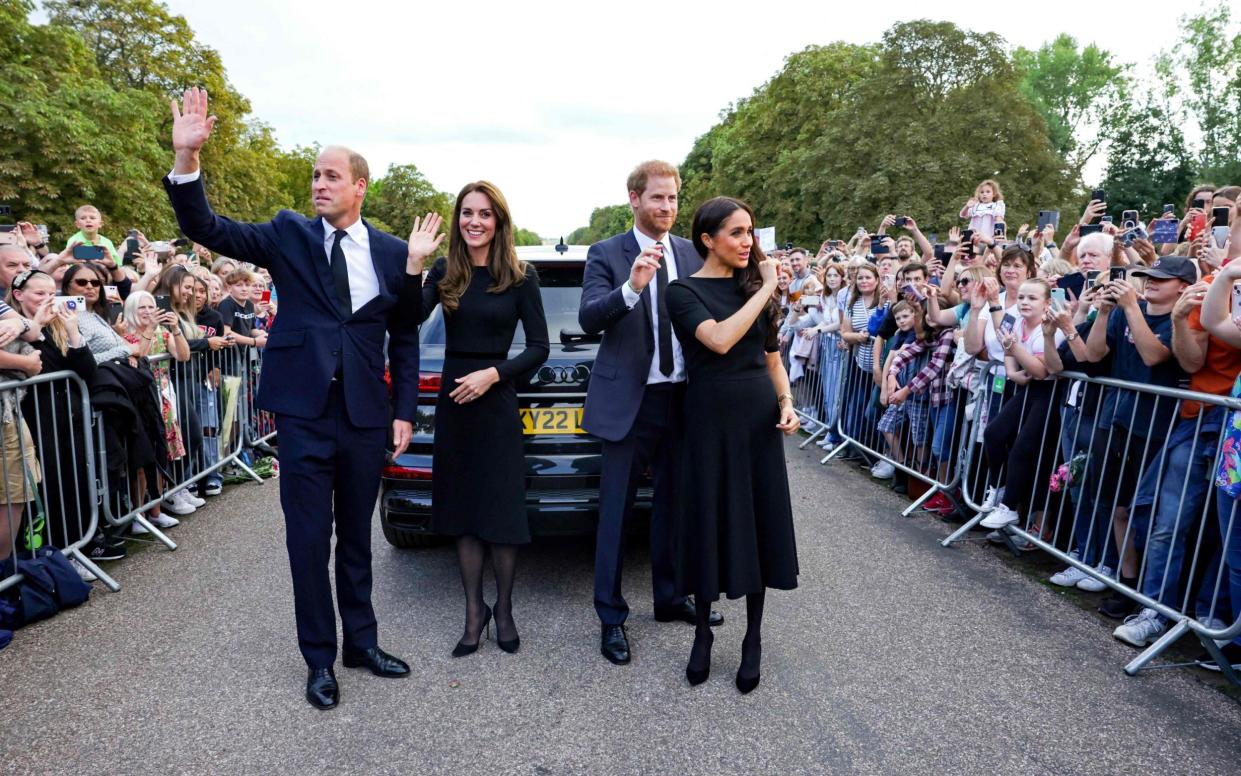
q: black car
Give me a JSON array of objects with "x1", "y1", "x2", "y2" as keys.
[{"x1": 380, "y1": 247, "x2": 653, "y2": 548}]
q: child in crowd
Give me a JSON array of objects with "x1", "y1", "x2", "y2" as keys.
[
  {"x1": 218, "y1": 269, "x2": 266, "y2": 350},
  {"x1": 960, "y1": 179, "x2": 1006, "y2": 240},
  {"x1": 63, "y1": 205, "x2": 121, "y2": 267},
  {"x1": 877, "y1": 301, "x2": 934, "y2": 492}
]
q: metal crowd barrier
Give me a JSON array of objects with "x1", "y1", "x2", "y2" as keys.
[
  {"x1": 819, "y1": 331, "x2": 977, "y2": 517},
  {"x1": 813, "y1": 338, "x2": 1241, "y2": 686},
  {"x1": 97, "y1": 346, "x2": 268, "y2": 555},
  {"x1": 0, "y1": 370, "x2": 111, "y2": 593},
  {"x1": 786, "y1": 329, "x2": 837, "y2": 448}
]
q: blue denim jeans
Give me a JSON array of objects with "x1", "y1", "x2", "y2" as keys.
[{"x1": 1131, "y1": 412, "x2": 1222, "y2": 616}]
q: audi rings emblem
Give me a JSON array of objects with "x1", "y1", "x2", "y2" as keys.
[{"x1": 533, "y1": 364, "x2": 591, "y2": 386}]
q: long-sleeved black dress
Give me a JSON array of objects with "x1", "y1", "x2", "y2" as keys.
[
  {"x1": 666, "y1": 276, "x2": 799, "y2": 601},
  {"x1": 421, "y1": 258, "x2": 550, "y2": 544}
]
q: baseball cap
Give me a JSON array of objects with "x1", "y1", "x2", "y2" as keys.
[{"x1": 1130, "y1": 256, "x2": 1198, "y2": 284}]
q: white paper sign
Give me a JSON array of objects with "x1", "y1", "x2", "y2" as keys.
[{"x1": 756, "y1": 227, "x2": 776, "y2": 253}]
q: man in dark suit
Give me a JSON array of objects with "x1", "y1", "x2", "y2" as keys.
[
  {"x1": 164, "y1": 88, "x2": 444, "y2": 709},
  {"x1": 579, "y1": 160, "x2": 723, "y2": 665}
]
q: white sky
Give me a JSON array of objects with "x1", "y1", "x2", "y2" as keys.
[{"x1": 153, "y1": 0, "x2": 1197, "y2": 238}]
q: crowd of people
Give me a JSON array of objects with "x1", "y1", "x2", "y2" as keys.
[
  {"x1": 771, "y1": 181, "x2": 1241, "y2": 669},
  {"x1": 0, "y1": 209, "x2": 276, "y2": 593}
]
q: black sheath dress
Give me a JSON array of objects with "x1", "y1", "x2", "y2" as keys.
[
  {"x1": 665, "y1": 275, "x2": 799, "y2": 601},
  {"x1": 421, "y1": 258, "x2": 549, "y2": 544}
]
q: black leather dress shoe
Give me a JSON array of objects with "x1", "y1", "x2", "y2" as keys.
[
  {"x1": 342, "y1": 646, "x2": 410, "y2": 677},
  {"x1": 600, "y1": 625, "x2": 631, "y2": 665},
  {"x1": 654, "y1": 598, "x2": 724, "y2": 627},
  {"x1": 306, "y1": 668, "x2": 338, "y2": 710}
]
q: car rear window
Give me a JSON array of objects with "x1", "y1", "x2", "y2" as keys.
[{"x1": 419, "y1": 263, "x2": 586, "y2": 345}]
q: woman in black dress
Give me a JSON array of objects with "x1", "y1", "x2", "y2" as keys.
[
  {"x1": 417, "y1": 181, "x2": 549, "y2": 657},
  {"x1": 666, "y1": 196, "x2": 800, "y2": 694}
]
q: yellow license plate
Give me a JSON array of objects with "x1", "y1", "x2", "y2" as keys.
[{"x1": 521, "y1": 407, "x2": 584, "y2": 435}]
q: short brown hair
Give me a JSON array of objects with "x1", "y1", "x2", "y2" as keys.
[
  {"x1": 224, "y1": 268, "x2": 257, "y2": 286},
  {"x1": 627, "y1": 160, "x2": 681, "y2": 197},
  {"x1": 1215, "y1": 185, "x2": 1240, "y2": 203},
  {"x1": 322, "y1": 145, "x2": 370, "y2": 183}
]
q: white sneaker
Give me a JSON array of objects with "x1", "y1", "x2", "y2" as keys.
[
  {"x1": 149, "y1": 512, "x2": 181, "y2": 529},
  {"x1": 69, "y1": 557, "x2": 97, "y2": 582},
  {"x1": 1076, "y1": 565, "x2": 1112, "y2": 593},
  {"x1": 204, "y1": 481, "x2": 223, "y2": 496},
  {"x1": 870, "y1": 461, "x2": 895, "y2": 479},
  {"x1": 131, "y1": 520, "x2": 149, "y2": 536},
  {"x1": 817, "y1": 437, "x2": 834, "y2": 448},
  {"x1": 1049, "y1": 561, "x2": 1089, "y2": 588},
  {"x1": 979, "y1": 485, "x2": 1005, "y2": 512},
  {"x1": 181, "y1": 490, "x2": 206, "y2": 508},
  {"x1": 161, "y1": 493, "x2": 195, "y2": 516},
  {"x1": 980, "y1": 504, "x2": 1019, "y2": 529},
  {"x1": 1199, "y1": 616, "x2": 1232, "y2": 648},
  {"x1": 1113, "y1": 608, "x2": 1165, "y2": 647}
]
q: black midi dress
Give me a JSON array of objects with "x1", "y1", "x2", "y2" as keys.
[
  {"x1": 665, "y1": 275, "x2": 799, "y2": 601},
  {"x1": 421, "y1": 258, "x2": 550, "y2": 544}
]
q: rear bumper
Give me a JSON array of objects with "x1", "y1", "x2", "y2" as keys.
[{"x1": 381, "y1": 479, "x2": 653, "y2": 537}]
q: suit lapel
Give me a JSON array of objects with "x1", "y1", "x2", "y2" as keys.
[{"x1": 363, "y1": 220, "x2": 391, "y2": 300}]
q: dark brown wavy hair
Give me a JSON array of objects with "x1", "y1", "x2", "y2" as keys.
[
  {"x1": 437, "y1": 181, "x2": 526, "y2": 313},
  {"x1": 691, "y1": 196, "x2": 781, "y2": 328}
]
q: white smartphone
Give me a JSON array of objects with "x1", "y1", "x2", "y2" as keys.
[
  {"x1": 1214, "y1": 226, "x2": 1230, "y2": 249},
  {"x1": 799, "y1": 295, "x2": 821, "y2": 308},
  {"x1": 104, "y1": 284, "x2": 119, "y2": 300},
  {"x1": 53, "y1": 295, "x2": 86, "y2": 312},
  {"x1": 1232, "y1": 283, "x2": 1241, "y2": 320}
]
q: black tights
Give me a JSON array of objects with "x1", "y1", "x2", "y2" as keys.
[
  {"x1": 455, "y1": 535, "x2": 519, "y2": 645},
  {"x1": 687, "y1": 591, "x2": 765, "y2": 677}
]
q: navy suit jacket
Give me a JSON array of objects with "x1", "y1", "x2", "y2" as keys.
[
  {"x1": 578, "y1": 230, "x2": 702, "y2": 442},
  {"x1": 163, "y1": 175, "x2": 420, "y2": 429}
]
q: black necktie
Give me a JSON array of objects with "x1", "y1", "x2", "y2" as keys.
[
  {"x1": 654, "y1": 241, "x2": 673, "y2": 376},
  {"x1": 330, "y1": 229, "x2": 352, "y2": 316}
]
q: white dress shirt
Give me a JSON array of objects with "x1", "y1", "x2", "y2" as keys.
[
  {"x1": 620, "y1": 226, "x2": 686, "y2": 384},
  {"x1": 167, "y1": 168, "x2": 380, "y2": 313}
]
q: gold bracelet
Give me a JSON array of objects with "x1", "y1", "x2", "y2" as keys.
[{"x1": 777, "y1": 392, "x2": 794, "y2": 406}]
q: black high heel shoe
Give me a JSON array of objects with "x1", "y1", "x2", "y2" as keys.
[
  {"x1": 735, "y1": 638, "x2": 761, "y2": 694},
  {"x1": 685, "y1": 630, "x2": 713, "y2": 686},
  {"x1": 451, "y1": 605, "x2": 492, "y2": 658},
  {"x1": 495, "y1": 607, "x2": 520, "y2": 654}
]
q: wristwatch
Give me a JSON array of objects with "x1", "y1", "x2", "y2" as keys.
[
  {"x1": 988, "y1": 305, "x2": 1003, "y2": 313},
  {"x1": 19, "y1": 317, "x2": 31, "y2": 334},
  {"x1": 1064, "y1": 330, "x2": 1079, "y2": 342}
]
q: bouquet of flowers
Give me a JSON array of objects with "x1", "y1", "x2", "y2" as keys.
[{"x1": 1049, "y1": 451, "x2": 1087, "y2": 493}]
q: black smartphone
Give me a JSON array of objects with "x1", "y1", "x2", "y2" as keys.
[
  {"x1": 155, "y1": 295, "x2": 174, "y2": 314},
  {"x1": 960, "y1": 229, "x2": 974, "y2": 244},
  {"x1": 1212, "y1": 206, "x2": 1232, "y2": 226},
  {"x1": 1100, "y1": 215, "x2": 1114, "y2": 223},
  {"x1": 72, "y1": 244, "x2": 106, "y2": 261},
  {"x1": 783, "y1": 241, "x2": 793, "y2": 251},
  {"x1": 125, "y1": 229, "x2": 140, "y2": 258},
  {"x1": 0, "y1": 205, "x2": 10, "y2": 217},
  {"x1": 172, "y1": 237, "x2": 190, "y2": 249},
  {"x1": 1163, "y1": 204, "x2": 1176, "y2": 214},
  {"x1": 1079, "y1": 224, "x2": 1103, "y2": 237},
  {"x1": 0, "y1": 225, "x2": 15, "y2": 233},
  {"x1": 106, "y1": 301, "x2": 124, "y2": 325},
  {"x1": 1091, "y1": 189, "x2": 1106, "y2": 203},
  {"x1": 1122, "y1": 210, "x2": 1139, "y2": 228},
  {"x1": 1086, "y1": 270, "x2": 1101, "y2": 288},
  {"x1": 1109, "y1": 266, "x2": 1127, "y2": 283},
  {"x1": 1194, "y1": 198, "x2": 1208, "y2": 211},
  {"x1": 893, "y1": 216, "x2": 908, "y2": 227},
  {"x1": 1058, "y1": 272, "x2": 1085, "y2": 299},
  {"x1": 870, "y1": 236, "x2": 889, "y2": 255}
]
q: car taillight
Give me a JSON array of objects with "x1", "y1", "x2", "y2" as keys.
[
  {"x1": 419, "y1": 372, "x2": 441, "y2": 392},
  {"x1": 383, "y1": 465, "x2": 432, "y2": 480}
]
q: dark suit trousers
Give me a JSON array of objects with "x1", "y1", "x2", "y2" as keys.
[
  {"x1": 594, "y1": 382, "x2": 686, "y2": 625},
  {"x1": 275, "y1": 381, "x2": 387, "y2": 668}
]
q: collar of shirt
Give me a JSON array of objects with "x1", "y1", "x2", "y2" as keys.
[
  {"x1": 632, "y1": 226, "x2": 673, "y2": 262},
  {"x1": 323, "y1": 217, "x2": 369, "y2": 251}
]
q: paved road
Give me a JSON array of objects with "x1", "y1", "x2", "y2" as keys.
[{"x1": 3, "y1": 438, "x2": 1240, "y2": 775}]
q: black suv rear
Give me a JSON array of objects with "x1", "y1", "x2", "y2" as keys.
[{"x1": 380, "y1": 253, "x2": 652, "y2": 548}]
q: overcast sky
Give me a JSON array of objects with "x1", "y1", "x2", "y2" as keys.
[{"x1": 153, "y1": 0, "x2": 1196, "y2": 238}]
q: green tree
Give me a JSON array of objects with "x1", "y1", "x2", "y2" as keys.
[
  {"x1": 362, "y1": 163, "x2": 453, "y2": 237},
  {"x1": 1013, "y1": 34, "x2": 1128, "y2": 183},
  {"x1": 1099, "y1": 93, "x2": 1196, "y2": 218},
  {"x1": 513, "y1": 228, "x2": 541, "y2": 246},
  {"x1": 567, "y1": 204, "x2": 632, "y2": 245}
]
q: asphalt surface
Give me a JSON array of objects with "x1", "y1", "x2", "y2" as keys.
[{"x1": 3, "y1": 438, "x2": 1241, "y2": 775}]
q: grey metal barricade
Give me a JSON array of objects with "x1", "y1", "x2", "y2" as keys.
[
  {"x1": 821, "y1": 331, "x2": 976, "y2": 518},
  {"x1": 933, "y1": 360, "x2": 1241, "y2": 686},
  {"x1": 0, "y1": 369, "x2": 113, "y2": 594},
  {"x1": 97, "y1": 345, "x2": 265, "y2": 555},
  {"x1": 788, "y1": 329, "x2": 833, "y2": 448}
]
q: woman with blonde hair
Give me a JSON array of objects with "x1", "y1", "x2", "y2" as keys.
[{"x1": 417, "y1": 181, "x2": 549, "y2": 657}]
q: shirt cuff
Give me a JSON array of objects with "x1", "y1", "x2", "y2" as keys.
[
  {"x1": 167, "y1": 169, "x2": 201, "y2": 185},
  {"x1": 620, "y1": 281, "x2": 640, "y2": 309}
]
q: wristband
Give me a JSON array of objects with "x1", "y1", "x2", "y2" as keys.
[
  {"x1": 624, "y1": 279, "x2": 640, "y2": 295},
  {"x1": 19, "y1": 317, "x2": 30, "y2": 334},
  {"x1": 988, "y1": 305, "x2": 1002, "y2": 313}
]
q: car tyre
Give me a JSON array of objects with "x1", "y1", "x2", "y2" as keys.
[{"x1": 381, "y1": 520, "x2": 443, "y2": 549}]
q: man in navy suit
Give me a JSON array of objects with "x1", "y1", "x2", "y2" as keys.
[
  {"x1": 579, "y1": 160, "x2": 723, "y2": 665},
  {"x1": 164, "y1": 88, "x2": 444, "y2": 709}
]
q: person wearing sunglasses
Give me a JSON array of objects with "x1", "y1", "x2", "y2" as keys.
[{"x1": 62, "y1": 263, "x2": 142, "y2": 365}]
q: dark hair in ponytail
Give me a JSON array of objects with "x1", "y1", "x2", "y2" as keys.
[{"x1": 691, "y1": 196, "x2": 781, "y2": 328}]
